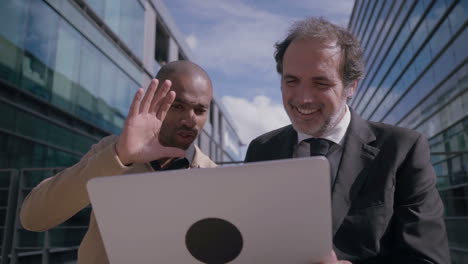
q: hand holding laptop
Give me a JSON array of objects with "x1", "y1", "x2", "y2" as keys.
[{"x1": 115, "y1": 79, "x2": 185, "y2": 165}]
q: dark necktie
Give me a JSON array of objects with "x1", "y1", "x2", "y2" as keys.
[
  {"x1": 150, "y1": 158, "x2": 190, "y2": 171},
  {"x1": 304, "y1": 138, "x2": 332, "y2": 156}
]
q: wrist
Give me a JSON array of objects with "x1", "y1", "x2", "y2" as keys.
[{"x1": 114, "y1": 143, "x2": 132, "y2": 166}]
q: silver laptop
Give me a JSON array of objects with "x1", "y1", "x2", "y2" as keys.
[{"x1": 87, "y1": 157, "x2": 332, "y2": 263}]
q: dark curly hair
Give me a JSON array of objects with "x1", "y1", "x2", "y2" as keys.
[{"x1": 274, "y1": 17, "x2": 365, "y2": 88}]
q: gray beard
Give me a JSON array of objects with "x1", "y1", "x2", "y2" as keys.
[{"x1": 290, "y1": 100, "x2": 347, "y2": 137}]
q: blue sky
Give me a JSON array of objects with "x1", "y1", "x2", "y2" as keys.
[{"x1": 162, "y1": 0, "x2": 354, "y2": 144}]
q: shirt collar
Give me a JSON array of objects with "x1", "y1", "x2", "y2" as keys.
[
  {"x1": 185, "y1": 143, "x2": 196, "y2": 164},
  {"x1": 296, "y1": 104, "x2": 351, "y2": 146}
]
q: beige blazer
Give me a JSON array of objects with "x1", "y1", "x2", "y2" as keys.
[{"x1": 20, "y1": 135, "x2": 217, "y2": 263}]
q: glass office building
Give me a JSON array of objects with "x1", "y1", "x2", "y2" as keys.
[
  {"x1": 0, "y1": 0, "x2": 243, "y2": 262},
  {"x1": 348, "y1": 0, "x2": 467, "y2": 263}
]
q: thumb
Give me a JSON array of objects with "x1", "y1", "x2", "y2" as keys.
[
  {"x1": 326, "y1": 250, "x2": 338, "y2": 262},
  {"x1": 329, "y1": 251, "x2": 352, "y2": 264}
]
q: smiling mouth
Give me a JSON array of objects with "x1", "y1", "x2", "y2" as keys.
[{"x1": 293, "y1": 105, "x2": 320, "y2": 115}]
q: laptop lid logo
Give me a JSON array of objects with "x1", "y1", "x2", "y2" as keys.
[{"x1": 185, "y1": 218, "x2": 243, "y2": 264}]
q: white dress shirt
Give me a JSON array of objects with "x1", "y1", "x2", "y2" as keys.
[{"x1": 293, "y1": 105, "x2": 351, "y2": 185}]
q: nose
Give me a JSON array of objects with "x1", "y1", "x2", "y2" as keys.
[
  {"x1": 295, "y1": 82, "x2": 316, "y2": 103},
  {"x1": 181, "y1": 109, "x2": 197, "y2": 127}
]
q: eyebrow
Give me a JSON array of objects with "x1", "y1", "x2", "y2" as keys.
[
  {"x1": 283, "y1": 74, "x2": 332, "y2": 82},
  {"x1": 282, "y1": 74, "x2": 298, "y2": 80},
  {"x1": 174, "y1": 98, "x2": 209, "y2": 108},
  {"x1": 311, "y1": 76, "x2": 333, "y2": 82}
]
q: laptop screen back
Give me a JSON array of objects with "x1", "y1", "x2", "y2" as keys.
[{"x1": 87, "y1": 157, "x2": 332, "y2": 263}]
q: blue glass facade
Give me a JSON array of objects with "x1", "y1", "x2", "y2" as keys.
[
  {"x1": 0, "y1": 0, "x2": 243, "y2": 262},
  {"x1": 1, "y1": 0, "x2": 139, "y2": 137},
  {"x1": 85, "y1": 0, "x2": 145, "y2": 60},
  {"x1": 349, "y1": 0, "x2": 467, "y2": 263}
]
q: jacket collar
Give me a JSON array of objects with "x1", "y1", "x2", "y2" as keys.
[
  {"x1": 191, "y1": 145, "x2": 217, "y2": 168},
  {"x1": 331, "y1": 108, "x2": 379, "y2": 236}
]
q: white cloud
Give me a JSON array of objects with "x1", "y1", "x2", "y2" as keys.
[
  {"x1": 221, "y1": 95, "x2": 290, "y2": 144},
  {"x1": 185, "y1": 33, "x2": 198, "y2": 50}
]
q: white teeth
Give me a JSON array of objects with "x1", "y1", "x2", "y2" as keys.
[{"x1": 296, "y1": 107, "x2": 318, "y2": 115}]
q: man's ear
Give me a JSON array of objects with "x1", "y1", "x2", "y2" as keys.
[{"x1": 345, "y1": 80, "x2": 358, "y2": 98}]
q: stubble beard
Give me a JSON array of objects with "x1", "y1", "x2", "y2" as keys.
[{"x1": 288, "y1": 98, "x2": 347, "y2": 137}]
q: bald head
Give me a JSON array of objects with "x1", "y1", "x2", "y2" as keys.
[{"x1": 156, "y1": 60, "x2": 213, "y2": 95}]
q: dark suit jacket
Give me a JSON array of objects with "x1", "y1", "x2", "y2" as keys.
[{"x1": 244, "y1": 110, "x2": 450, "y2": 264}]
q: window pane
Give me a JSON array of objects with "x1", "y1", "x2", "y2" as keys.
[
  {"x1": 78, "y1": 41, "x2": 101, "y2": 99},
  {"x1": 0, "y1": 0, "x2": 29, "y2": 46},
  {"x1": 76, "y1": 41, "x2": 101, "y2": 123},
  {"x1": 448, "y1": 1, "x2": 467, "y2": 33},
  {"x1": 49, "y1": 227, "x2": 87, "y2": 247},
  {"x1": 22, "y1": 0, "x2": 59, "y2": 100},
  {"x1": 119, "y1": 0, "x2": 144, "y2": 59},
  {"x1": 0, "y1": 0, "x2": 28, "y2": 85},
  {"x1": 114, "y1": 73, "x2": 135, "y2": 118},
  {"x1": 17, "y1": 229, "x2": 44, "y2": 247},
  {"x1": 430, "y1": 19, "x2": 451, "y2": 57},
  {"x1": 96, "y1": 57, "x2": 118, "y2": 131},
  {"x1": 52, "y1": 20, "x2": 82, "y2": 112},
  {"x1": 0, "y1": 102, "x2": 16, "y2": 131},
  {"x1": 85, "y1": 0, "x2": 105, "y2": 18},
  {"x1": 23, "y1": 1, "x2": 59, "y2": 68},
  {"x1": 426, "y1": 0, "x2": 448, "y2": 31}
]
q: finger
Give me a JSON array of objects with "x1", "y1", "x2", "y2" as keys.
[
  {"x1": 327, "y1": 250, "x2": 351, "y2": 264},
  {"x1": 149, "y1": 80, "x2": 172, "y2": 114},
  {"x1": 156, "y1": 91, "x2": 176, "y2": 120},
  {"x1": 140, "y1": 79, "x2": 158, "y2": 113},
  {"x1": 128, "y1": 88, "x2": 144, "y2": 118},
  {"x1": 318, "y1": 250, "x2": 337, "y2": 264},
  {"x1": 157, "y1": 146, "x2": 185, "y2": 159}
]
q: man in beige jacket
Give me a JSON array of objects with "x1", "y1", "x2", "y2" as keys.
[{"x1": 20, "y1": 61, "x2": 217, "y2": 263}]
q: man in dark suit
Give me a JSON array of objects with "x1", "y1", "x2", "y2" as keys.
[{"x1": 244, "y1": 17, "x2": 450, "y2": 264}]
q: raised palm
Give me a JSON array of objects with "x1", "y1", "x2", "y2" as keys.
[{"x1": 116, "y1": 79, "x2": 184, "y2": 165}]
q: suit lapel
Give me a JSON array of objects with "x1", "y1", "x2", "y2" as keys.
[
  {"x1": 271, "y1": 125, "x2": 297, "y2": 160},
  {"x1": 331, "y1": 110, "x2": 379, "y2": 236}
]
